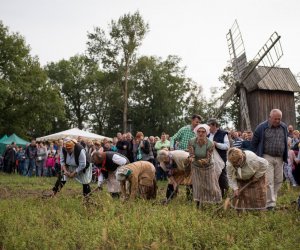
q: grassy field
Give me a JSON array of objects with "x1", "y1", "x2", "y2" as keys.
[{"x1": 0, "y1": 173, "x2": 299, "y2": 250}]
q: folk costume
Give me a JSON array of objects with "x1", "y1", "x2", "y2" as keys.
[
  {"x1": 227, "y1": 148, "x2": 268, "y2": 210},
  {"x1": 189, "y1": 124, "x2": 222, "y2": 205},
  {"x1": 116, "y1": 161, "x2": 157, "y2": 200},
  {"x1": 157, "y1": 149, "x2": 192, "y2": 200},
  {"x1": 93, "y1": 151, "x2": 129, "y2": 197},
  {"x1": 52, "y1": 138, "x2": 92, "y2": 196}
]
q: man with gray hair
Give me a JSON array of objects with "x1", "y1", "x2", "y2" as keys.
[{"x1": 251, "y1": 109, "x2": 288, "y2": 210}]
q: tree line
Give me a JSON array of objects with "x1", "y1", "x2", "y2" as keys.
[
  {"x1": 1, "y1": 11, "x2": 299, "y2": 139},
  {"x1": 0, "y1": 11, "x2": 213, "y2": 139}
]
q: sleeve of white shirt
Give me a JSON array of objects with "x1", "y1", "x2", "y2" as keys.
[
  {"x1": 112, "y1": 154, "x2": 128, "y2": 166},
  {"x1": 226, "y1": 162, "x2": 238, "y2": 190},
  {"x1": 215, "y1": 134, "x2": 230, "y2": 150},
  {"x1": 60, "y1": 149, "x2": 65, "y2": 166},
  {"x1": 75, "y1": 149, "x2": 87, "y2": 173}
]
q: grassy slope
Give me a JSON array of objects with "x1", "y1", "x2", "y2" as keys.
[{"x1": 0, "y1": 173, "x2": 299, "y2": 250}]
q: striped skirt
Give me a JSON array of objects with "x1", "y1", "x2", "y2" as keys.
[
  {"x1": 232, "y1": 175, "x2": 267, "y2": 210},
  {"x1": 191, "y1": 164, "x2": 222, "y2": 203},
  {"x1": 138, "y1": 179, "x2": 157, "y2": 200}
]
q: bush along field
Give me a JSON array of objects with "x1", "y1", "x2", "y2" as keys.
[{"x1": 0, "y1": 173, "x2": 299, "y2": 250}]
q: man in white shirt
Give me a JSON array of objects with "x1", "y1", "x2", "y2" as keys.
[{"x1": 207, "y1": 118, "x2": 230, "y2": 198}]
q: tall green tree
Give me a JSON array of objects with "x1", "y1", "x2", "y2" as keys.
[
  {"x1": 87, "y1": 71, "x2": 123, "y2": 136},
  {"x1": 129, "y1": 55, "x2": 197, "y2": 136},
  {"x1": 0, "y1": 21, "x2": 65, "y2": 138},
  {"x1": 46, "y1": 55, "x2": 99, "y2": 129},
  {"x1": 87, "y1": 11, "x2": 149, "y2": 133}
]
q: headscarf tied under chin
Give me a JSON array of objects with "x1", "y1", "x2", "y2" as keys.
[
  {"x1": 193, "y1": 124, "x2": 210, "y2": 135},
  {"x1": 116, "y1": 166, "x2": 132, "y2": 181}
]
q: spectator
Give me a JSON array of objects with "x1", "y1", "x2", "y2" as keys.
[
  {"x1": 207, "y1": 118, "x2": 230, "y2": 198},
  {"x1": 241, "y1": 131, "x2": 254, "y2": 151},
  {"x1": 36, "y1": 142, "x2": 47, "y2": 177},
  {"x1": 135, "y1": 132, "x2": 154, "y2": 164},
  {"x1": 154, "y1": 132, "x2": 171, "y2": 152},
  {"x1": 170, "y1": 114, "x2": 202, "y2": 151},
  {"x1": 231, "y1": 131, "x2": 243, "y2": 149},
  {"x1": 16, "y1": 146, "x2": 26, "y2": 175},
  {"x1": 45, "y1": 152, "x2": 55, "y2": 177},
  {"x1": 288, "y1": 124, "x2": 294, "y2": 139},
  {"x1": 25, "y1": 139, "x2": 38, "y2": 177},
  {"x1": 251, "y1": 109, "x2": 288, "y2": 210}
]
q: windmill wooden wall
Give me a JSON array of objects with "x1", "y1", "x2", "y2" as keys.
[
  {"x1": 246, "y1": 90, "x2": 296, "y2": 131},
  {"x1": 241, "y1": 66, "x2": 300, "y2": 131}
]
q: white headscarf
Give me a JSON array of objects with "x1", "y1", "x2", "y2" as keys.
[
  {"x1": 116, "y1": 166, "x2": 131, "y2": 181},
  {"x1": 193, "y1": 124, "x2": 210, "y2": 135}
]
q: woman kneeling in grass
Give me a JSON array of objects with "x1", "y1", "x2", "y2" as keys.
[
  {"x1": 227, "y1": 147, "x2": 268, "y2": 210},
  {"x1": 116, "y1": 161, "x2": 157, "y2": 200}
]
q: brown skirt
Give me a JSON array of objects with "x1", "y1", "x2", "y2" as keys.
[
  {"x1": 191, "y1": 164, "x2": 222, "y2": 203},
  {"x1": 232, "y1": 175, "x2": 267, "y2": 210},
  {"x1": 170, "y1": 169, "x2": 192, "y2": 186},
  {"x1": 138, "y1": 179, "x2": 157, "y2": 200}
]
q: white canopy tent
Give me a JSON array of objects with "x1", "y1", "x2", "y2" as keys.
[{"x1": 36, "y1": 128, "x2": 111, "y2": 141}]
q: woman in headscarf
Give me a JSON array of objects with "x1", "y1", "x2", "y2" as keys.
[
  {"x1": 156, "y1": 149, "x2": 191, "y2": 201},
  {"x1": 227, "y1": 147, "x2": 268, "y2": 210},
  {"x1": 51, "y1": 138, "x2": 92, "y2": 197},
  {"x1": 188, "y1": 124, "x2": 222, "y2": 208},
  {"x1": 116, "y1": 161, "x2": 157, "y2": 200}
]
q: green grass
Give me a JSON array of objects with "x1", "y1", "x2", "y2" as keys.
[{"x1": 0, "y1": 173, "x2": 299, "y2": 249}]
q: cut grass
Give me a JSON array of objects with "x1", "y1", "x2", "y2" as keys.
[{"x1": 0, "y1": 173, "x2": 299, "y2": 249}]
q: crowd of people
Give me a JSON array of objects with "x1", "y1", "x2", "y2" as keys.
[{"x1": 1, "y1": 109, "x2": 300, "y2": 211}]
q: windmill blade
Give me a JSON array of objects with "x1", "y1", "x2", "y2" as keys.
[
  {"x1": 239, "y1": 87, "x2": 251, "y2": 130},
  {"x1": 226, "y1": 20, "x2": 247, "y2": 81},
  {"x1": 215, "y1": 84, "x2": 237, "y2": 117},
  {"x1": 242, "y1": 32, "x2": 283, "y2": 84}
]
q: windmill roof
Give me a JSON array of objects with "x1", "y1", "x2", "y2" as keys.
[{"x1": 244, "y1": 66, "x2": 300, "y2": 92}]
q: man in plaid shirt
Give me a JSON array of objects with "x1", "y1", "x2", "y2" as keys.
[{"x1": 170, "y1": 114, "x2": 202, "y2": 151}]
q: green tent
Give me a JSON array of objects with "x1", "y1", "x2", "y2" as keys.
[
  {"x1": 0, "y1": 135, "x2": 8, "y2": 143},
  {"x1": 0, "y1": 134, "x2": 29, "y2": 155}
]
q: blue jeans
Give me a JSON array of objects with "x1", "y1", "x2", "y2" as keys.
[
  {"x1": 36, "y1": 161, "x2": 44, "y2": 176},
  {"x1": 26, "y1": 159, "x2": 36, "y2": 177},
  {"x1": 19, "y1": 161, "x2": 26, "y2": 175}
]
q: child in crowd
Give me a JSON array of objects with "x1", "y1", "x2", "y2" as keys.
[
  {"x1": 45, "y1": 153, "x2": 55, "y2": 177},
  {"x1": 284, "y1": 138, "x2": 298, "y2": 186},
  {"x1": 54, "y1": 149, "x2": 61, "y2": 176}
]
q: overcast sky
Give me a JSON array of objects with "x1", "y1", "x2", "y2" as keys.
[{"x1": 1, "y1": 0, "x2": 299, "y2": 96}]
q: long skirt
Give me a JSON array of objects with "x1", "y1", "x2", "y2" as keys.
[
  {"x1": 138, "y1": 179, "x2": 157, "y2": 200},
  {"x1": 232, "y1": 175, "x2": 267, "y2": 210},
  {"x1": 191, "y1": 164, "x2": 222, "y2": 203},
  {"x1": 171, "y1": 169, "x2": 192, "y2": 186}
]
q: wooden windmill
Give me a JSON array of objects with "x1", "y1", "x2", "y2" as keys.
[{"x1": 216, "y1": 20, "x2": 284, "y2": 130}]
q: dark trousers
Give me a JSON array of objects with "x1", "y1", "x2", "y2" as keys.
[
  {"x1": 52, "y1": 171, "x2": 91, "y2": 196},
  {"x1": 219, "y1": 168, "x2": 229, "y2": 198}
]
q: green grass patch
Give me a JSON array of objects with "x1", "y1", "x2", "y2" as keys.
[{"x1": 0, "y1": 173, "x2": 299, "y2": 249}]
